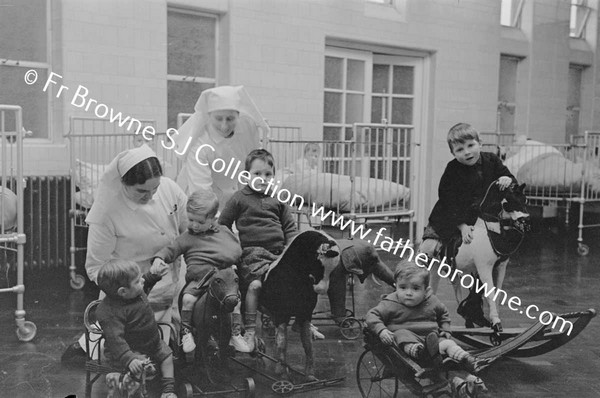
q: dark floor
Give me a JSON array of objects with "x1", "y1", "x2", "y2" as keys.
[{"x1": 1, "y1": 217, "x2": 599, "y2": 398}]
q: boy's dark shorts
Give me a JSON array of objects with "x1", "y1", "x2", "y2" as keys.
[{"x1": 238, "y1": 247, "x2": 280, "y2": 292}]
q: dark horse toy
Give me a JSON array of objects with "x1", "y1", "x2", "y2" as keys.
[
  {"x1": 187, "y1": 266, "x2": 240, "y2": 382},
  {"x1": 259, "y1": 230, "x2": 339, "y2": 381}
]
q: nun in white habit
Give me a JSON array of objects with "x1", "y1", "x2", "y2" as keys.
[{"x1": 174, "y1": 85, "x2": 269, "y2": 209}]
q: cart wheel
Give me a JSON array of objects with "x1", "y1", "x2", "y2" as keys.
[
  {"x1": 577, "y1": 243, "x2": 589, "y2": 256},
  {"x1": 489, "y1": 332, "x2": 502, "y2": 347},
  {"x1": 356, "y1": 349, "x2": 398, "y2": 398},
  {"x1": 340, "y1": 317, "x2": 362, "y2": 340},
  {"x1": 16, "y1": 321, "x2": 37, "y2": 342},
  {"x1": 245, "y1": 377, "x2": 256, "y2": 398},
  {"x1": 178, "y1": 382, "x2": 194, "y2": 398},
  {"x1": 271, "y1": 380, "x2": 294, "y2": 395},
  {"x1": 70, "y1": 274, "x2": 86, "y2": 290}
]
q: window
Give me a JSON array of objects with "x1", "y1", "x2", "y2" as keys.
[
  {"x1": 570, "y1": 0, "x2": 591, "y2": 38},
  {"x1": 497, "y1": 56, "x2": 519, "y2": 133},
  {"x1": 500, "y1": 0, "x2": 524, "y2": 28},
  {"x1": 167, "y1": 8, "x2": 217, "y2": 129},
  {"x1": 323, "y1": 47, "x2": 420, "y2": 180},
  {"x1": 566, "y1": 64, "x2": 584, "y2": 139},
  {"x1": 0, "y1": 0, "x2": 51, "y2": 139}
]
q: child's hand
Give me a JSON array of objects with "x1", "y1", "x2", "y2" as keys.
[
  {"x1": 459, "y1": 224, "x2": 474, "y2": 244},
  {"x1": 128, "y1": 358, "x2": 145, "y2": 376},
  {"x1": 379, "y1": 329, "x2": 395, "y2": 346},
  {"x1": 150, "y1": 258, "x2": 169, "y2": 276},
  {"x1": 497, "y1": 176, "x2": 512, "y2": 190},
  {"x1": 439, "y1": 330, "x2": 452, "y2": 339}
]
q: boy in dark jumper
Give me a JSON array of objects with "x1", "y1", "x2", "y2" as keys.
[
  {"x1": 219, "y1": 149, "x2": 302, "y2": 350},
  {"x1": 152, "y1": 189, "x2": 249, "y2": 354},
  {"x1": 420, "y1": 123, "x2": 516, "y2": 280},
  {"x1": 96, "y1": 259, "x2": 176, "y2": 398}
]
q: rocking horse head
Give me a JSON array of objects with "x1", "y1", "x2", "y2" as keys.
[
  {"x1": 482, "y1": 181, "x2": 530, "y2": 234},
  {"x1": 204, "y1": 266, "x2": 240, "y2": 313}
]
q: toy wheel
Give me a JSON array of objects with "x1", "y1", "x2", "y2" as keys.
[
  {"x1": 70, "y1": 274, "x2": 85, "y2": 290},
  {"x1": 339, "y1": 317, "x2": 362, "y2": 340},
  {"x1": 245, "y1": 377, "x2": 256, "y2": 398},
  {"x1": 577, "y1": 243, "x2": 589, "y2": 256},
  {"x1": 16, "y1": 321, "x2": 37, "y2": 342},
  {"x1": 271, "y1": 380, "x2": 294, "y2": 395},
  {"x1": 356, "y1": 349, "x2": 398, "y2": 398},
  {"x1": 178, "y1": 382, "x2": 194, "y2": 398},
  {"x1": 489, "y1": 332, "x2": 502, "y2": 347}
]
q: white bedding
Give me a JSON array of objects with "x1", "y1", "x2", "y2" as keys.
[{"x1": 281, "y1": 171, "x2": 410, "y2": 212}]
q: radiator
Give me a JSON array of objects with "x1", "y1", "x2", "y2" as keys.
[{"x1": 22, "y1": 176, "x2": 71, "y2": 269}]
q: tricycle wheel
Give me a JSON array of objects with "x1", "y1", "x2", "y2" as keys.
[
  {"x1": 245, "y1": 377, "x2": 256, "y2": 398},
  {"x1": 178, "y1": 382, "x2": 194, "y2": 398},
  {"x1": 271, "y1": 379, "x2": 294, "y2": 395},
  {"x1": 339, "y1": 317, "x2": 362, "y2": 340},
  {"x1": 356, "y1": 348, "x2": 398, "y2": 397}
]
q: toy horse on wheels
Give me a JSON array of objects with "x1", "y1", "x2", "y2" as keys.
[
  {"x1": 229, "y1": 230, "x2": 345, "y2": 394},
  {"x1": 430, "y1": 180, "x2": 530, "y2": 342}
]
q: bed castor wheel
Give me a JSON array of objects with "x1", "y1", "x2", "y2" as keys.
[
  {"x1": 16, "y1": 321, "x2": 37, "y2": 342},
  {"x1": 70, "y1": 274, "x2": 85, "y2": 290},
  {"x1": 577, "y1": 243, "x2": 589, "y2": 256}
]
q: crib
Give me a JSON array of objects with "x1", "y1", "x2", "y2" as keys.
[
  {"x1": 266, "y1": 122, "x2": 415, "y2": 244},
  {"x1": 481, "y1": 131, "x2": 600, "y2": 255},
  {"x1": 0, "y1": 105, "x2": 37, "y2": 341},
  {"x1": 64, "y1": 116, "x2": 182, "y2": 289}
]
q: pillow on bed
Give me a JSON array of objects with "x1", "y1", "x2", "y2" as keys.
[
  {"x1": 74, "y1": 159, "x2": 108, "y2": 208},
  {"x1": 504, "y1": 140, "x2": 561, "y2": 176}
]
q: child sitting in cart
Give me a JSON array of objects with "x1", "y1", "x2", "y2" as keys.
[
  {"x1": 365, "y1": 260, "x2": 496, "y2": 373},
  {"x1": 152, "y1": 189, "x2": 251, "y2": 354},
  {"x1": 95, "y1": 259, "x2": 177, "y2": 398}
]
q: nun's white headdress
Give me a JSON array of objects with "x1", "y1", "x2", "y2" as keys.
[
  {"x1": 86, "y1": 145, "x2": 157, "y2": 224},
  {"x1": 173, "y1": 85, "x2": 270, "y2": 154}
]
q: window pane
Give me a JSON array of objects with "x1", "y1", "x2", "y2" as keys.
[
  {"x1": 345, "y1": 94, "x2": 363, "y2": 124},
  {"x1": 323, "y1": 126, "x2": 342, "y2": 142},
  {"x1": 346, "y1": 60, "x2": 365, "y2": 91},
  {"x1": 324, "y1": 92, "x2": 343, "y2": 123},
  {"x1": 567, "y1": 66, "x2": 582, "y2": 108},
  {"x1": 499, "y1": 57, "x2": 518, "y2": 102},
  {"x1": 500, "y1": 0, "x2": 513, "y2": 26},
  {"x1": 167, "y1": 11, "x2": 216, "y2": 77},
  {"x1": 325, "y1": 57, "x2": 343, "y2": 89},
  {"x1": 0, "y1": 66, "x2": 48, "y2": 138},
  {"x1": 372, "y1": 64, "x2": 389, "y2": 93},
  {"x1": 0, "y1": 0, "x2": 47, "y2": 62},
  {"x1": 391, "y1": 98, "x2": 412, "y2": 125},
  {"x1": 167, "y1": 81, "x2": 214, "y2": 129},
  {"x1": 393, "y1": 66, "x2": 414, "y2": 94},
  {"x1": 371, "y1": 96, "x2": 383, "y2": 123}
]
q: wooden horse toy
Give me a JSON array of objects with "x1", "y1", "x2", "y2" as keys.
[
  {"x1": 259, "y1": 230, "x2": 340, "y2": 381},
  {"x1": 188, "y1": 266, "x2": 241, "y2": 382},
  {"x1": 431, "y1": 181, "x2": 530, "y2": 341}
]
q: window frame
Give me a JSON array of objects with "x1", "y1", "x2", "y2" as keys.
[
  {"x1": 500, "y1": 0, "x2": 525, "y2": 28},
  {"x1": 166, "y1": 7, "x2": 219, "y2": 129},
  {"x1": 0, "y1": 0, "x2": 52, "y2": 141},
  {"x1": 570, "y1": 0, "x2": 592, "y2": 39}
]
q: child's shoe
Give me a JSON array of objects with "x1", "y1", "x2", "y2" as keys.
[
  {"x1": 230, "y1": 333, "x2": 252, "y2": 353},
  {"x1": 181, "y1": 328, "x2": 196, "y2": 353},
  {"x1": 463, "y1": 355, "x2": 496, "y2": 373},
  {"x1": 423, "y1": 332, "x2": 442, "y2": 367},
  {"x1": 243, "y1": 330, "x2": 256, "y2": 352}
]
